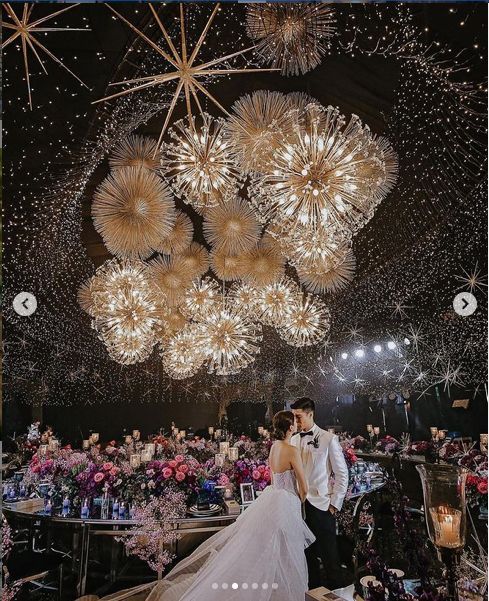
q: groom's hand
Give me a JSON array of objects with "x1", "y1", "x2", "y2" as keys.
[{"x1": 329, "y1": 505, "x2": 338, "y2": 515}]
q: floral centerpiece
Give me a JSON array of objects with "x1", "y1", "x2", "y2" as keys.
[{"x1": 375, "y1": 435, "x2": 400, "y2": 454}]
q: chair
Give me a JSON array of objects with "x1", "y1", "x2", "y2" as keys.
[{"x1": 4, "y1": 550, "x2": 67, "y2": 599}]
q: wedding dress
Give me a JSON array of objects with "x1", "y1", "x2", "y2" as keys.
[{"x1": 102, "y1": 469, "x2": 315, "y2": 601}]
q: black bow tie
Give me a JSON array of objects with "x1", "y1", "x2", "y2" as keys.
[{"x1": 299, "y1": 430, "x2": 314, "y2": 438}]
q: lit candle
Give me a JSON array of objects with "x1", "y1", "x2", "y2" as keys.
[
  {"x1": 39, "y1": 445, "x2": 48, "y2": 457},
  {"x1": 48, "y1": 438, "x2": 59, "y2": 452},
  {"x1": 214, "y1": 453, "x2": 225, "y2": 467},
  {"x1": 132, "y1": 430, "x2": 140, "y2": 441},
  {"x1": 262, "y1": 429, "x2": 269, "y2": 438},
  {"x1": 328, "y1": 428, "x2": 335, "y2": 434},
  {"x1": 219, "y1": 441, "x2": 230, "y2": 456},
  {"x1": 208, "y1": 426, "x2": 214, "y2": 435},
  {"x1": 366, "y1": 424, "x2": 373, "y2": 433},
  {"x1": 438, "y1": 430, "x2": 446, "y2": 440},
  {"x1": 228, "y1": 447, "x2": 239, "y2": 461},
  {"x1": 480, "y1": 433, "x2": 488, "y2": 451},
  {"x1": 430, "y1": 427, "x2": 438, "y2": 439},
  {"x1": 82, "y1": 439, "x2": 90, "y2": 450},
  {"x1": 429, "y1": 506, "x2": 462, "y2": 548},
  {"x1": 144, "y1": 443, "x2": 155, "y2": 457},
  {"x1": 141, "y1": 451, "x2": 152, "y2": 463},
  {"x1": 373, "y1": 427, "x2": 380, "y2": 436},
  {"x1": 130, "y1": 454, "x2": 141, "y2": 469},
  {"x1": 214, "y1": 429, "x2": 222, "y2": 439},
  {"x1": 124, "y1": 435, "x2": 133, "y2": 445},
  {"x1": 179, "y1": 430, "x2": 186, "y2": 438},
  {"x1": 258, "y1": 426, "x2": 264, "y2": 435},
  {"x1": 91, "y1": 433, "x2": 100, "y2": 444}
]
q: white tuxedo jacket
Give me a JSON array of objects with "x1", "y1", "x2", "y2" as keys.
[{"x1": 292, "y1": 423, "x2": 349, "y2": 512}]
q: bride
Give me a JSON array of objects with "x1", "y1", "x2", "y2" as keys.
[{"x1": 102, "y1": 411, "x2": 315, "y2": 601}]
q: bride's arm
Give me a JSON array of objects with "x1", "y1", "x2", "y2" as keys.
[{"x1": 290, "y1": 448, "x2": 308, "y2": 502}]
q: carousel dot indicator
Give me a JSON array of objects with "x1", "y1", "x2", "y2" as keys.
[
  {"x1": 221, "y1": 582, "x2": 228, "y2": 589},
  {"x1": 211, "y1": 583, "x2": 218, "y2": 590},
  {"x1": 252, "y1": 583, "x2": 259, "y2": 590},
  {"x1": 242, "y1": 583, "x2": 249, "y2": 589},
  {"x1": 232, "y1": 583, "x2": 238, "y2": 589}
]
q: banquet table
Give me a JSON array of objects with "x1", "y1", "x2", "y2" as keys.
[{"x1": 3, "y1": 482, "x2": 386, "y2": 597}]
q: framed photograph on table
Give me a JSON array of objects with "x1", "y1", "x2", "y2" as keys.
[{"x1": 240, "y1": 483, "x2": 255, "y2": 505}]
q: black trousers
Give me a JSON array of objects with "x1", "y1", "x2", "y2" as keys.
[{"x1": 304, "y1": 500, "x2": 341, "y2": 590}]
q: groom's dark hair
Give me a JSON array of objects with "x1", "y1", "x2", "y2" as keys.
[{"x1": 290, "y1": 397, "x2": 315, "y2": 413}]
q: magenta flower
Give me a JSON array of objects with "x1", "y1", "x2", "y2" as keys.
[
  {"x1": 162, "y1": 468, "x2": 173, "y2": 479},
  {"x1": 94, "y1": 472, "x2": 105, "y2": 483},
  {"x1": 175, "y1": 471, "x2": 186, "y2": 482}
]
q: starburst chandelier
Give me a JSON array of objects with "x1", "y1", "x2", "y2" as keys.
[
  {"x1": 156, "y1": 211, "x2": 194, "y2": 255},
  {"x1": 279, "y1": 293, "x2": 331, "y2": 347},
  {"x1": 203, "y1": 197, "x2": 261, "y2": 255},
  {"x1": 90, "y1": 259, "x2": 165, "y2": 364},
  {"x1": 181, "y1": 277, "x2": 221, "y2": 322},
  {"x1": 210, "y1": 249, "x2": 247, "y2": 282},
  {"x1": 255, "y1": 276, "x2": 301, "y2": 327},
  {"x1": 161, "y1": 324, "x2": 207, "y2": 380},
  {"x1": 147, "y1": 255, "x2": 193, "y2": 307},
  {"x1": 1, "y1": 3, "x2": 89, "y2": 110},
  {"x1": 109, "y1": 135, "x2": 161, "y2": 171},
  {"x1": 92, "y1": 167, "x2": 176, "y2": 260},
  {"x1": 296, "y1": 247, "x2": 356, "y2": 294},
  {"x1": 250, "y1": 104, "x2": 398, "y2": 234},
  {"x1": 241, "y1": 236, "x2": 285, "y2": 286},
  {"x1": 162, "y1": 114, "x2": 244, "y2": 213},
  {"x1": 95, "y1": 3, "x2": 277, "y2": 148},
  {"x1": 246, "y1": 3, "x2": 335, "y2": 77},
  {"x1": 198, "y1": 303, "x2": 263, "y2": 376}
]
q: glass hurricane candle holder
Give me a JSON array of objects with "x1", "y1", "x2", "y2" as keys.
[
  {"x1": 228, "y1": 447, "x2": 239, "y2": 461},
  {"x1": 91, "y1": 433, "x2": 100, "y2": 444},
  {"x1": 416, "y1": 463, "x2": 469, "y2": 600},
  {"x1": 130, "y1": 454, "x2": 141, "y2": 469},
  {"x1": 480, "y1": 433, "x2": 488, "y2": 453},
  {"x1": 214, "y1": 453, "x2": 225, "y2": 467}
]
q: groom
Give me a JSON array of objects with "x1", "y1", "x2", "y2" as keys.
[{"x1": 291, "y1": 397, "x2": 349, "y2": 590}]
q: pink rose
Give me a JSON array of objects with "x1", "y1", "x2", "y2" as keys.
[
  {"x1": 178, "y1": 464, "x2": 189, "y2": 474},
  {"x1": 94, "y1": 472, "x2": 105, "y2": 483},
  {"x1": 258, "y1": 465, "x2": 265, "y2": 474},
  {"x1": 109, "y1": 467, "x2": 120, "y2": 477},
  {"x1": 174, "y1": 455, "x2": 184, "y2": 463},
  {"x1": 175, "y1": 471, "x2": 186, "y2": 482},
  {"x1": 162, "y1": 468, "x2": 173, "y2": 479},
  {"x1": 252, "y1": 470, "x2": 261, "y2": 480},
  {"x1": 102, "y1": 462, "x2": 113, "y2": 471},
  {"x1": 169, "y1": 460, "x2": 178, "y2": 468},
  {"x1": 477, "y1": 480, "x2": 488, "y2": 495},
  {"x1": 263, "y1": 468, "x2": 271, "y2": 481}
]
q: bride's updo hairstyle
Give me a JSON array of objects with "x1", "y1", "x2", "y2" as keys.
[{"x1": 272, "y1": 410, "x2": 295, "y2": 440}]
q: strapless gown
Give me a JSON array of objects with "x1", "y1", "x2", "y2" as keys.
[{"x1": 102, "y1": 469, "x2": 315, "y2": 601}]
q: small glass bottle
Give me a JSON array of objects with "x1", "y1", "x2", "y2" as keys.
[
  {"x1": 45, "y1": 497, "x2": 53, "y2": 515},
  {"x1": 81, "y1": 498, "x2": 90, "y2": 519},
  {"x1": 101, "y1": 491, "x2": 110, "y2": 520},
  {"x1": 62, "y1": 497, "x2": 71, "y2": 517},
  {"x1": 118, "y1": 501, "x2": 126, "y2": 520},
  {"x1": 112, "y1": 498, "x2": 119, "y2": 520}
]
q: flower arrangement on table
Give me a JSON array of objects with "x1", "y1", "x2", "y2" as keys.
[{"x1": 375, "y1": 435, "x2": 401, "y2": 454}]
